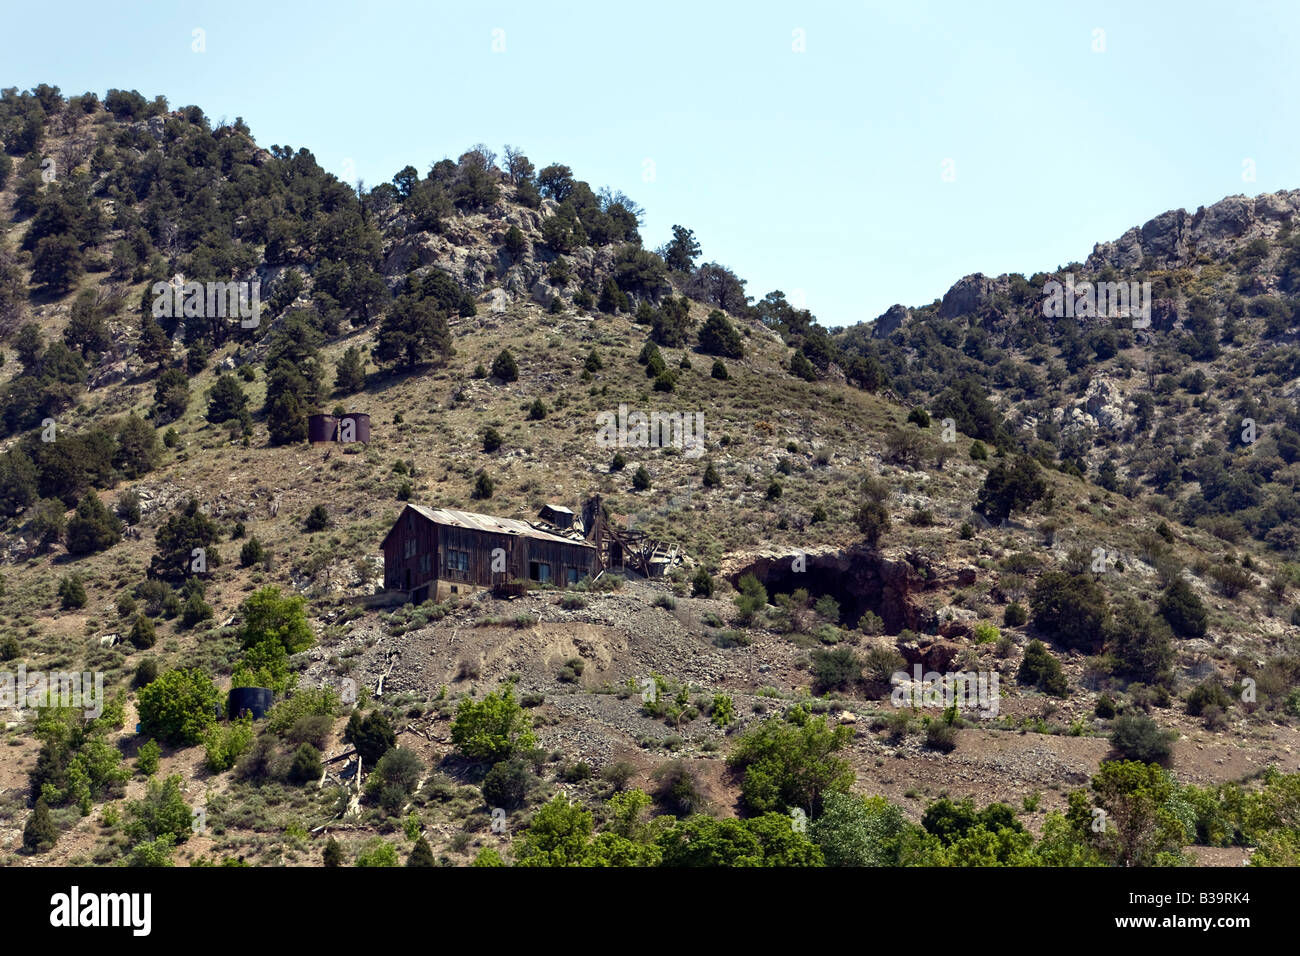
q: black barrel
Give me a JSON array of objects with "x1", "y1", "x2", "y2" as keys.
[
  {"x1": 339, "y1": 412, "x2": 371, "y2": 443},
  {"x1": 228, "y1": 686, "x2": 274, "y2": 719},
  {"x1": 307, "y1": 414, "x2": 338, "y2": 443}
]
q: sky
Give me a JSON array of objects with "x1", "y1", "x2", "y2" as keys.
[{"x1": 3, "y1": 0, "x2": 1299, "y2": 329}]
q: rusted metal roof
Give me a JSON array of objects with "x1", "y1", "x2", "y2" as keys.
[{"x1": 403, "y1": 505, "x2": 595, "y2": 548}]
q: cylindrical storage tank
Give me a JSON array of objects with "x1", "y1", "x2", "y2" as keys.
[
  {"x1": 228, "y1": 686, "x2": 274, "y2": 720},
  {"x1": 307, "y1": 414, "x2": 338, "y2": 443},
  {"x1": 339, "y1": 413, "x2": 371, "y2": 443}
]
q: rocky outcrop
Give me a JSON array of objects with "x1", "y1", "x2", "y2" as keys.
[
  {"x1": 895, "y1": 636, "x2": 963, "y2": 672},
  {"x1": 938, "y1": 274, "x2": 995, "y2": 319},
  {"x1": 1087, "y1": 190, "x2": 1300, "y2": 271},
  {"x1": 1082, "y1": 376, "x2": 1126, "y2": 432},
  {"x1": 872, "y1": 303, "x2": 911, "y2": 338}
]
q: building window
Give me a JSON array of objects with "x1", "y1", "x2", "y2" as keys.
[
  {"x1": 566, "y1": 567, "x2": 580, "y2": 585},
  {"x1": 529, "y1": 561, "x2": 551, "y2": 583},
  {"x1": 446, "y1": 549, "x2": 470, "y2": 572}
]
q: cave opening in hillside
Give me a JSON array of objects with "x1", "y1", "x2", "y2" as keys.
[{"x1": 728, "y1": 547, "x2": 922, "y2": 636}]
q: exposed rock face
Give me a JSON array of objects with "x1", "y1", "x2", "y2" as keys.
[
  {"x1": 895, "y1": 636, "x2": 963, "y2": 672},
  {"x1": 938, "y1": 274, "x2": 995, "y2": 319},
  {"x1": 1086, "y1": 190, "x2": 1300, "y2": 271},
  {"x1": 1151, "y1": 297, "x2": 1178, "y2": 331},
  {"x1": 723, "y1": 545, "x2": 930, "y2": 634},
  {"x1": 872, "y1": 303, "x2": 911, "y2": 339},
  {"x1": 1082, "y1": 376, "x2": 1126, "y2": 432}
]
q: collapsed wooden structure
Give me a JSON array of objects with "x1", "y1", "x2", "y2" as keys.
[{"x1": 579, "y1": 495, "x2": 680, "y2": 578}]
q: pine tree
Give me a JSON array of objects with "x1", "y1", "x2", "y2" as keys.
[
  {"x1": 206, "y1": 373, "x2": 248, "y2": 424},
  {"x1": 334, "y1": 346, "x2": 366, "y2": 395},
  {"x1": 129, "y1": 613, "x2": 156, "y2": 649},
  {"x1": 375, "y1": 296, "x2": 454, "y2": 369},
  {"x1": 267, "y1": 389, "x2": 308, "y2": 445},
  {"x1": 407, "y1": 835, "x2": 435, "y2": 867},
  {"x1": 698, "y1": 309, "x2": 744, "y2": 358},
  {"x1": 323, "y1": 836, "x2": 344, "y2": 867},
  {"x1": 492, "y1": 349, "x2": 518, "y2": 382},
  {"x1": 58, "y1": 574, "x2": 86, "y2": 609},
  {"x1": 65, "y1": 492, "x2": 123, "y2": 555},
  {"x1": 23, "y1": 798, "x2": 58, "y2": 854}
]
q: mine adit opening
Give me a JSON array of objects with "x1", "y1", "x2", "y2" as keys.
[{"x1": 727, "y1": 546, "x2": 931, "y2": 636}]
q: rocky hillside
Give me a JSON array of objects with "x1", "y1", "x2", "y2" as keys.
[{"x1": 1, "y1": 85, "x2": 1298, "y2": 869}]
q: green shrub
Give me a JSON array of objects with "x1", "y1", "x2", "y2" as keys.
[
  {"x1": 727, "y1": 715, "x2": 854, "y2": 815},
  {"x1": 239, "y1": 536, "x2": 265, "y2": 568},
  {"x1": 136, "y1": 739, "x2": 161, "y2": 777},
  {"x1": 691, "y1": 567, "x2": 714, "y2": 597},
  {"x1": 810, "y1": 647, "x2": 860, "y2": 694},
  {"x1": 1110, "y1": 714, "x2": 1174, "y2": 764},
  {"x1": 1158, "y1": 577, "x2": 1208, "y2": 637},
  {"x1": 58, "y1": 574, "x2": 87, "y2": 609},
  {"x1": 1030, "y1": 571, "x2": 1109, "y2": 650},
  {"x1": 858, "y1": 611, "x2": 885, "y2": 635},
  {"x1": 1017, "y1": 640, "x2": 1068, "y2": 696},
  {"x1": 925, "y1": 721, "x2": 957, "y2": 753},
  {"x1": 369, "y1": 747, "x2": 424, "y2": 803},
  {"x1": 651, "y1": 759, "x2": 707, "y2": 816},
  {"x1": 450, "y1": 685, "x2": 536, "y2": 762},
  {"x1": 814, "y1": 594, "x2": 840, "y2": 621},
  {"x1": 492, "y1": 350, "x2": 518, "y2": 382},
  {"x1": 734, "y1": 573, "x2": 768, "y2": 624},
  {"x1": 344, "y1": 710, "x2": 396, "y2": 764},
  {"x1": 1003, "y1": 603, "x2": 1028, "y2": 627},
  {"x1": 202, "y1": 716, "x2": 254, "y2": 773},
  {"x1": 355, "y1": 838, "x2": 399, "y2": 867},
  {"x1": 23, "y1": 798, "x2": 58, "y2": 854},
  {"x1": 304, "y1": 504, "x2": 331, "y2": 532},
  {"x1": 128, "y1": 613, "x2": 156, "y2": 649},
  {"x1": 137, "y1": 668, "x2": 223, "y2": 745},
  {"x1": 323, "y1": 836, "x2": 344, "y2": 866},
  {"x1": 132, "y1": 658, "x2": 158, "y2": 689},
  {"x1": 1107, "y1": 597, "x2": 1174, "y2": 684},
  {"x1": 1186, "y1": 680, "x2": 1232, "y2": 717},
  {"x1": 482, "y1": 756, "x2": 532, "y2": 809}
]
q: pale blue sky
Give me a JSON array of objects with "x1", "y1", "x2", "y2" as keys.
[{"x1": 4, "y1": 1, "x2": 1298, "y2": 328}]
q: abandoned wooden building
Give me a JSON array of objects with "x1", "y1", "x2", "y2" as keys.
[{"x1": 381, "y1": 504, "x2": 598, "y2": 602}]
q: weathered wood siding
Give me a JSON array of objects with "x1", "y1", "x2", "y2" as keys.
[
  {"x1": 383, "y1": 508, "x2": 439, "y2": 591},
  {"x1": 384, "y1": 508, "x2": 597, "y2": 596}
]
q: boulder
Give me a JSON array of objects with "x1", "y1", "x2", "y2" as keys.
[
  {"x1": 873, "y1": 304, "x2": 911, "y2": 338},
  {"x1": 939, "y1": 274, "x2": 995, "y2": 319}
]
